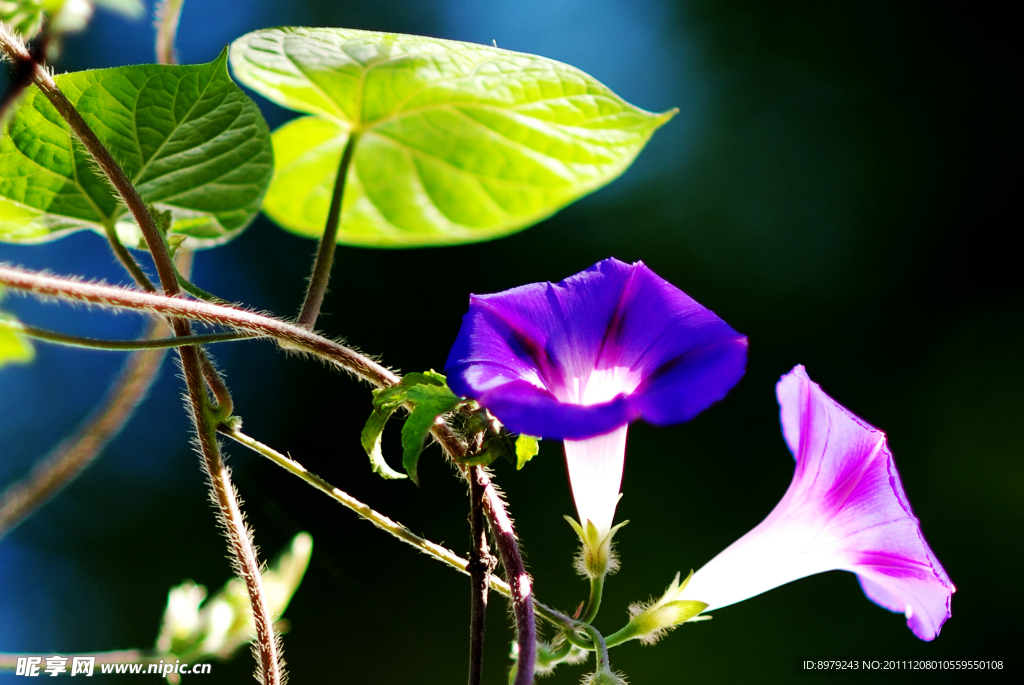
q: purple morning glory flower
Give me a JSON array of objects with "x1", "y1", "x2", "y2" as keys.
[
  {"x1": 677, "y1": 365, "x2": 954, "y2": 640},
  {"x1": 445, "y1": 257, "x2": 747, "y2": 542}
]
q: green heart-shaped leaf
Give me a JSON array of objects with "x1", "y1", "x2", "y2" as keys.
[
  {"x1": 0, "y1": 49, "x2": 273, "y2": 249},
  {"x1": 230, "y1": 27, "x2": 674, "y2": 247}
]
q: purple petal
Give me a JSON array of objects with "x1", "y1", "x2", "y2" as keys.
[
  {"x1": 777, "y1": 366, "x2": 954, "y2": 640},
  {"x1": 445, "y1": 258, "x2": 747, "y2": 439},
  {"x1": 467, "y1": 377, "x2": 637, "y2": 440},
  {"x1": 679, "y1": 366, "x2": 953, "y2": 641}
]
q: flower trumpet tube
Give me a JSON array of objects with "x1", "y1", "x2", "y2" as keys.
[
  {"x1": 445, "y1": 258, "x2": 747, "y2": 571},
  {"x1": 678, "y1": 365, "x2": 954, "y2": 640}
]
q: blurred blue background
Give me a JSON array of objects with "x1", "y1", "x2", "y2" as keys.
[{"x1": 1, "y1": 0, "x2": 1018, "y2": 682}]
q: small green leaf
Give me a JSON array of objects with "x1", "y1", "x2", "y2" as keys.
[
  {"x1": 363, "y1": 371, "x2": 455, "y2": 481},
  {"x1": 371, "y1": 371, "x2": 445, "y2": 411},
  {"x1": 0, "y1": 0, "x2": 45, "y2": 39},
  {"x1": 359, "y1": 405, "x2": 407, "y2": 480},
  {"x1": 401, "y1": 383, "x2": 461, "y2": 484},
  {"x1": 0, "y1": 286, "x2": 34, "y2": 368},
  {"x1": 230, "y1": 27, "x2": 675, "y2": 248},
  {"x1": 0, "y1": 49, "x2": 273, "y2": 249},
  {"x1": 515, "y1": 434, "x2": 540, "y2": 470}
]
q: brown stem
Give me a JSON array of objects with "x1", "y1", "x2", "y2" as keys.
[
  {"x1": 0, "y1": 264, "x2": 400, "y2": 387},
  {"x1": 0, "y1": 33, "x2": 283, "y2": 683},
  {"x1": 0, "y1": 263, "x2": 536, "y2": 681},
  {"x1": 181, "y1": 344, "x2": 282, "y2": 684},
  {"x1": 0, "y1": 24, "x2": 50, "y2": 125},
  {"x1": 0, "y1": 318, "x2": 170, "y2": 540},
  {"x1": 477, "y1": 468, "x2": 536, "y2": 685},
  {"x1": 297, "y1": 132, "x2": 358, "y2": 329},
  {"x1": 101, "y1": 217, "x2": 232, "y2": 420},
  {"x1": 467, "y1": 465, "x2": 495, "y2": 685}
]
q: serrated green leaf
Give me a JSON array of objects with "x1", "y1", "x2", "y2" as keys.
[
  {"x1": 359, "y1": 405, "x2": 407, "y2": 480},
  {"x1": 401, "y1": 384, "x2": 461, "y2": 485},
  {"x1": 229, "y1": 27, "x2": 674, "y2": 248},
  {"x1": 0, "y1": 49, "x2": 273, "y2": 249},
  {"x1": 0, "y1": 0, "x2": 44, "y2": 39},
  {"x1": 0, "y1": 287, "x2": 34, "y2": 368},
  {"x1": 515, "y1": 434, "x2": 540, "y2": 470}
]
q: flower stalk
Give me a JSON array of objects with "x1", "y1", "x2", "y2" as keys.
[
  {"x1": 297, "y1": 132, "x2": 358, "y2": 329},
  {"x1": 467, "y1": 465, "x2": 495, "y2": 685}
]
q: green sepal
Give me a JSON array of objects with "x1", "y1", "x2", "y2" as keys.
[
  {"x1": 620, "y1": 570, "x2": 709, "y2": 644},
  {"x1": 515, "y1": 434, "x2": 540, "y2": 470},
  {"x1": 656, "y1": 600, "x2": 708, "y2": 624},
  {"x1": 566, "y1": 516, "x2": 628, "y2": 578}
]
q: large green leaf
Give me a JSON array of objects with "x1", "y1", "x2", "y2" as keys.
[
  {"x1": 0, "y1": 49, "x2": 273, "y2": 249},
  {"x1": 230, "y1": 27, "x2": 674, "y2": 247}
]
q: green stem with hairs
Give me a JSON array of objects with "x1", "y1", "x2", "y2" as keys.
[{"x1": 1, "y1": 319, "x2": 246, "y2": 351}]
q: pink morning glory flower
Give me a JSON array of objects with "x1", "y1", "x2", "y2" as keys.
[
  {"x1": 444, "y1": 258, "x2": 747, "y2": 550},
  {"x1": 677, "y1": 365, "x2": 954, "y2": 640}
]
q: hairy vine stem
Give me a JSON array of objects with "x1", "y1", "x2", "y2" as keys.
[
  {"x1": 102, "y1": 222, "x2": 157, "y2": 292},
  {"x1": 220, "y1": 428, "x2": 571, "y2": 630},
  {"x1": 0, "y1": 264, "x2": 399, "y2": 385},
  {"x1": 0, "y1": 319, "x2": 245, "y2": 351},
  {"x1": 0, "y1": 23, "x2": 49, "y2": 125},
  {"x1": 467, "y1": 465, "x2": 495, "y2": 685},
  {"x1": 478, "y1": 468, "x2": 536, "y2": 685},
  {"x1": 0, "y1": 28, "x2": 283, "y2": 684},
  {"x1": 0, "y1": 264, "x2": 542, "y2": 681},
  {"x1": 0, "y1": 264, "x2": 551, "y2": 678}
]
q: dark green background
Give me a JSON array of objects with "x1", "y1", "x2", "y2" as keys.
[{"x1": 0, "y1": 1, "x2": 1017, "y2": 683}]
